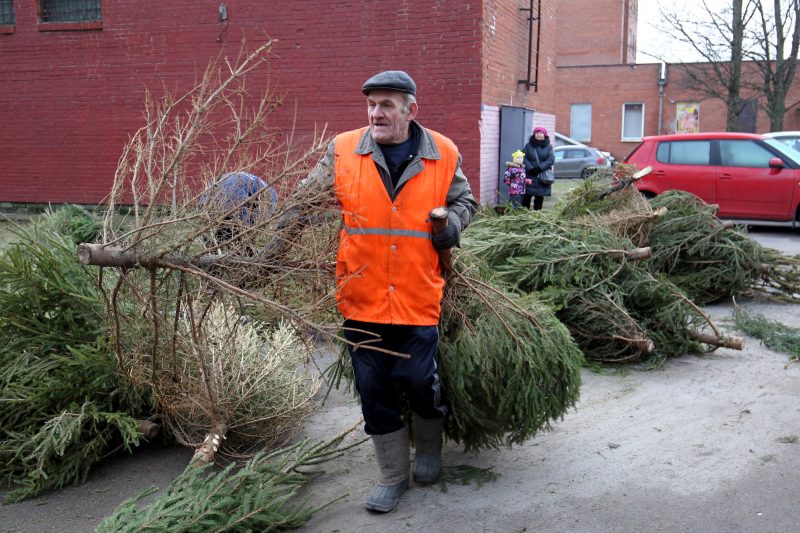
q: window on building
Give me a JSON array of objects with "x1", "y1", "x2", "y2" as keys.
[
  {"x1": 719, "y1": 140, "x2": 774, "y2": 167},
  {"x1": 1, "y1": 0, "x2": 14, "y2": 25},
  {"x1": 570, "y1": 104, "x2": 592, "y2": 142},
  {"x1": 39, "y1": 0, "x2": 101, "y2": 23},
  {"x1": 656, "y1": 140, "x2": 711, "y2": 165},
  {"x1": 622, "y1": 103, "x2": 644, "y2": 141}
]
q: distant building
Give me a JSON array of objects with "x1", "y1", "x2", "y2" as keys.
[
  {"x1": 2, "y1": 1, "x2": 797, "y2": 207},
  {"x1": 554, "y1": 0, "x2": 800, "y2": 160}
]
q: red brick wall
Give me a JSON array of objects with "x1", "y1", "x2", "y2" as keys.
[
  {"x1": 0, "y1": 1, "x2": 483, "y2": 204},
  {"x1": 555, "y1": 61, "x2": 800, "y2": 161},
  {"x1": 481, "y1": 0, "x2": 558, "y2": 113},
  {"x1": 556, "y1": 0, "x2": 636, "y2": 67}
]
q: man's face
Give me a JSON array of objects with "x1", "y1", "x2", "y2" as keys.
[{"x1": 367, "y1": 90, "x2": 417, "y2": 145}]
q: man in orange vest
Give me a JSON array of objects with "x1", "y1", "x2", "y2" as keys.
[{"x1": 307, "y1": 70, "x2": 477, "y2": 512}]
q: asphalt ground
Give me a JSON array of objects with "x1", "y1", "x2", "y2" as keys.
[{"x1": 1, "y1": 200, "x2": 798, "y2": 532}]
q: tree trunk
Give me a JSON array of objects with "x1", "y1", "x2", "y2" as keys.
[
  {"x1": 726, "y1": 0, "x2": 744, "y2": 131},
  {"x1": 77, "y1": 243, "x2": 257, "y2": 270},
  {"x1": 138, "y1": 419, "x2": 162, "y2": 440},
  {"x1": 751, "y1": 0, "x2": 800, "y2": 132},
  {"x1": 690, "y1": 330, "x2": 744, "y2": 350},
  {"x1": 190, "y1": 422, "x2": 229, "y2": 467},
  {"x1": 769, "y1": 93, "x2": 788, "y2": 131}
]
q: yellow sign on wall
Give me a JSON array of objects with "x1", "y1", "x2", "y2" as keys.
[{"x1": 676, "y1": 102, "x2": 700, "y2": 133}]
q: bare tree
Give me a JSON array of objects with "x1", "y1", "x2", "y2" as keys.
[
  {"x1": 654, "y1": 1, "x2": 800, "y2": 132},
  {"x1": 654, "y1": 1, "x2": 755, "y2": 131},
  {"x1": 744, "y1": 0, "x2": 800, "y2": 130}
]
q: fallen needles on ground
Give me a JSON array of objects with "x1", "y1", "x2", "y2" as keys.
[
  {"x1": 733, "y1": 307, "x2": 800, "y2": 367},
  {"x1": 437, "y1": 464, "x2": 499, "y2": 493}
]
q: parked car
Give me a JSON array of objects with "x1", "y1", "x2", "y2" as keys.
[
  {"x1": 763, "y1": 131, "x2": 800, "y2": 153},
  {"x1": 624, "y1": 132, "x2": 800, "y2": 224},
  {"x1": 553, "y1": 132, "x2": 617, "y2": 167},
  {"x1": 553, "y1": 145, "x2": 610, "y2": 179}
]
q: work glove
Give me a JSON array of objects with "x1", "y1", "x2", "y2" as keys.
[{"x1": 432, "y1": 212, "x2": 461, "y2": 250}]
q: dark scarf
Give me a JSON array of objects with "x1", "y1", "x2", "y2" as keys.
[
  {"x1": 529, "y1": 135, "x2": 550, "y2": 148},
  {"x1": 379, "y1": 124, "x2": 421, "y2": 186}
]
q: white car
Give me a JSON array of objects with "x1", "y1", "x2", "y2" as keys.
[{"x1": 763, "y1": 131, "x2": 800, "y2": 153}]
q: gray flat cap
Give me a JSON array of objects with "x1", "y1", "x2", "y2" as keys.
[{"x1": 362, "y1": 70, "x2": 416, "y2": 96}]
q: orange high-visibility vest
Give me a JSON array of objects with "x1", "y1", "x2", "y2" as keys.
[{"x1": 334, "y1": 127, "x2": 458, "y2": 325}]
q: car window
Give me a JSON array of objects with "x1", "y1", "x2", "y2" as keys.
[
  {"x1": 765, "y1": 138, "x2": 800, "y2": 165},
  {"x1": 775, "y1": 136, "x2": 800, "y2": 153},
  {"x1": 719, "y1": 140, "x2": 774, "y2": 167},
  {"x1": 554, "y1": 150, "x2": 566, "y2": 160},
  {"x1": 656, "y1": 140, "x2": 711, "y2": 165}
]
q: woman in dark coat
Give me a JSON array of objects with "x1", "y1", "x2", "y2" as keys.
[{"x1": 522, "y1": 126, "x2": 556, "y2": 211}]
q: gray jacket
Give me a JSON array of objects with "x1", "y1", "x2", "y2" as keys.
[{"x1": 307, "y1": 121, "x2": 477, "y2": 235}]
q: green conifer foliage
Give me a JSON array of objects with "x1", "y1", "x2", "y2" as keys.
[
  {"x1": 733, "y1": 307, "x2": 800, "y2": 365},
  {"x1": 0, "y1": 208, "x2": 153, "y2": 502},
  {"x1": 438, "y1": 277, "x2": 583, "y2": 451},
  {"x1": 461, "y1": 208, "x2": 715, "y2": 366},
  {"x1": 95, "y1": 431, "x2": 358, "y2": 533},
  {"x1": 647, "y1": 191, "x2": 766, "y2": 304}
]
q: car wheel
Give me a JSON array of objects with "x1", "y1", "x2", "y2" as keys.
[
  {"x1": 640, "y1": 191, "x2": 656, "y2": 200},
  {"x1": 581, "y1": 167, "x2": 593, "y2": 179}
]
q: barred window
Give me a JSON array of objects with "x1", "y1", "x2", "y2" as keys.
[
  {"x1": 40, "y1": 0, "x2": 101, "y2": 23},
  {"x1": 1, "y1": 0, "x2": 14, "y2": 25}
]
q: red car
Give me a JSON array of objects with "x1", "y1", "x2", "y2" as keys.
[{"x1": 624, "y1": 132, "x2": 800, "y2": 224}]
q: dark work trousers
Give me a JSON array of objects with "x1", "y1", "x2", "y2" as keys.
[
  {"x1": 522, "y1": 194, "x2": 544, "y2": 210},
  {"x1": 344, "y1": 320, "x2": 447, "y2": 435}
]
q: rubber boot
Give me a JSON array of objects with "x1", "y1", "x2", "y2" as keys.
[
  {"x1": 365, "y1": 426, "x2": 410, "y2": 513},
  {"x1": 412, "y1": 413, "x2": 443, "y2": 485}
]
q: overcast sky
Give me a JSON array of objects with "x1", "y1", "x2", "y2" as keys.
[{"x1": 636, "y1": 0, "x2": 732, "y2": 63}]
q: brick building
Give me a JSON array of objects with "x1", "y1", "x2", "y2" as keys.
[
  {"x1": 556, "y1": 0, "x2": 637, "y2": 67},
  {"x1": 4, "y1": 1, "x2": 795, "y2": 207},
  {"x1": 555, "y1": 0, "x2": 800, "y2": 161},
  {"x1": 0, "y1": 0, "x2": 561, "y2": 206}
]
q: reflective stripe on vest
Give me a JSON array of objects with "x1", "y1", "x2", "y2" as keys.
[
  {"x1": 343, "y1": 225, "x2": 432, "y2": 240},
  {"x1": 334, "y1": 127, "x2": 458, "y2": 326}
]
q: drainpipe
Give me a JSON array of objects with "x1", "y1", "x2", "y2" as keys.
[{"x1": 657, "y1": 62, "x2": 667, "y2": 134}]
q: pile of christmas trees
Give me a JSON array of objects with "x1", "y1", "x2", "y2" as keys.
[{"x1": 461, "y1": 170, "x2": 797, "y2": 368}]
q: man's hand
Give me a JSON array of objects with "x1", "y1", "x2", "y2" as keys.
[{"x1": 431, "y1": 211, "x2": 460, "y2": 250}]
